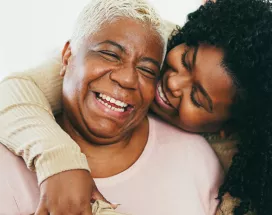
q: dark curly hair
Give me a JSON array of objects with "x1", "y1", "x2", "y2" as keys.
[{"x1": 168, "y1": 0, "x2": 272, "y2": 214}]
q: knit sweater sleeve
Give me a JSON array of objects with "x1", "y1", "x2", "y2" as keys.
[{"x1": 0, "y1": 53, "x2": 90, "y2": 185}]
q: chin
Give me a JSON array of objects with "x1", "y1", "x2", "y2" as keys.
[
  {"x1": 178, "y1": 122, "x2": 220, "y2": 133},
  {"x1": 85, "y1": 123, "x2": 121, "y2": 138}
]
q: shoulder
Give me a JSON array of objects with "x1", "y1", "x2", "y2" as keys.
[
  {"x1": 147, "y1": 115, "x2": 223, "y2": 213},
  {"x1": 148, "y1": 114, "x2": 207, "y2": 146},
  {"x1": 148, "y1": 115, "x2": 221, "y2": 166},
  {"x1": 148, "y1": 115, "x2": 219, "y2": 169},
  {"x1": 187, "y1": 134, "x2": 224, "y2": 214},
  {"x1": 187, "y1": 135, "x2": 224, "y2": 182},
  {"x1": 149, "y1": 116, "x2": 222, "y2": 168},
  {"x1": 148, "y1": 115, "x2": 223, "y2": 184},
  {"x1": 0, "y1": 144, "x2": 39, "y2": 214}
]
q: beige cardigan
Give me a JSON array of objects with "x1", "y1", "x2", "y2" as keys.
[{"x1": 0, "y1": 53, "x2": 90, "y2": 185}]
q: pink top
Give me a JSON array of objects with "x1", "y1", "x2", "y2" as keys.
[{"x1": 0, "y1": 115, "x2": 223, "y2": 215}]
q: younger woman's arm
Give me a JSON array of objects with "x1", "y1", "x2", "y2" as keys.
[
  {"x1": 0, "y1": 52, "x2": 90, "y2": 184},
  {"x1": 0, "y1": 53, "x2": 111, "y2": 214}
]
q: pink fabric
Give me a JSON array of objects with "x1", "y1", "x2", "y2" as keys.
[
  {"x1": 0, "y1": 144, "x2": 39, "y2": 215},
  {"x1": 0, "y1": 115, "x2": 223, "y2": 215}
]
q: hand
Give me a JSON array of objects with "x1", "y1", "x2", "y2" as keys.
[{"x1": 35, "y1": 169, "x2": 108, "y2": 215}]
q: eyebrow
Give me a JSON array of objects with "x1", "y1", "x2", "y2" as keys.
[
  {"x1": 192, "y1": 46, "x2": 199, "y2": 69},
  {"x1": 97, "y1": 40, "x2": 125, "y2": 52},
  {"x1": 141, "y1": 57, "x2": 161, "y2": 71},
  {"x1": 183, "y1": 46, "x2": 199, "y2": 72},
  {"x1": 197, "y1": 84, "x2": 214, "y2": 112}
]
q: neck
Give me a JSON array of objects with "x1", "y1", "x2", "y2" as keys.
[{"x1": 58, "y1": 113, "x2": 149, "y2": 178}]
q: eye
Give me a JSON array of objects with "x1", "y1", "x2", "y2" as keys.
[
  {"x1": 190, "y1": 86, "x2": 201, "y2": 108},
  {"x1": 137, "y1": 66, "x2": 157, "y2": 79},
  {"x1": 99, "y1": 50, "x2": 120, "y2": 62}
]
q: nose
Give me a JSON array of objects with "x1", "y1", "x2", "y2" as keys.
[
  {"x1": 110, "y1": 66, "x2": 138, "y2": 90},
  {"x1": 167, "y1": 72, "x2": 192, "y2": 98}
]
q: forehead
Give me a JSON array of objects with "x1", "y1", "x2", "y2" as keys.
[
  {"x1": 195, "y1": 45, "x2": 235, "y2": 108},
  {"x1": 84, "y1": 18, "x2": 163, "y2": 60}
]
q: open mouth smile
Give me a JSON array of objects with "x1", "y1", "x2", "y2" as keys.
[
  {"x1": 94, "y1": 92, "x2": 134, "y2": 115},
  {"x1": 155, "y1": 81, "x2": 175, "y2": 111}
]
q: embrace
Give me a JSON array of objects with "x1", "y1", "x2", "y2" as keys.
[{"x1": 0, "y1": 0, "x2": 272, "y2": 215}]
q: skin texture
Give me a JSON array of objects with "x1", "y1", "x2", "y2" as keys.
[
  {"x1": 33, "y1": 0, "x2": 272, "y2": 214},
  {"x1": 36, "y1": 170, "x2": 97, "y2": 215},
  {"x1": 150, "y1": 44, "x2": 236, "y2": 133},
  {"x1": 37, "y1": 31, "x2": 235, "y2": 215},
  {"x1": 35, "y1": 24, "x2": 236, "y2": 215},
  {"x1": 36, "y1": 18, "x2": 163, "y2": 215},
  {"x1": 61, "y1": 17, "x2": 163, "y2": 177},
  {"x1": 62, "y1": 18, "x2": 163, "y2": 146}
]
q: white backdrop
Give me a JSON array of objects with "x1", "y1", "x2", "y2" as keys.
[{"x1": 0, "y1": 0, "x2": 202, "y2": 79}]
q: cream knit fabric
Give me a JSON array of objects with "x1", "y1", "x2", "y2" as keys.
[
  {"x1": 92, "y1": 201, "x2": 128, "y2": 215},
  {"x1": 0, "y1": 52, "x2": 90, "y2": 184}
]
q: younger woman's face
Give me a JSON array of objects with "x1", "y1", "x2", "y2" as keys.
[{"x1": 150, "y1": 44, "x2": 236, "y2": 133}]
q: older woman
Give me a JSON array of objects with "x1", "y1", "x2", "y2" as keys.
[
  {"x1": 1, "y1": 0, "x2": 272, "y2": 214},
  {"x1": 0, "y1": 0, "x2": 222, "y2": 215}
]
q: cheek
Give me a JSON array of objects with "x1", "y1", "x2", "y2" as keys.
[
  {"x1": 62, "y1": 66, "x2": 91, "y2": 111},
  {"x1": 179, "y1": 108, "x2": 203, "y2": 130},
  {"x1": 139, "y1": 78, "x2": 156, "y2": 108},
  {"x1": 178, "y1": 101, "x2": 212, "y2": 132},
  {"x1": 83, "y1": 59, "x2": 108, "y2": 81},
  {"x1": 178, "y1": 103, "x2": 229, "y2": 132}
]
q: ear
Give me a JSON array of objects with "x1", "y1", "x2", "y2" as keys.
[{"x1": 60, "y1": 41, "x2": 72, "y2": 77}]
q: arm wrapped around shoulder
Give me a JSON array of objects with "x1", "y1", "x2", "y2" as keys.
[{"x1": 0, "y1": 51, "x2": 90, "y2": 185}]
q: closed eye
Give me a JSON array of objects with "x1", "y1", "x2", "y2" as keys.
[
  {"x1": 190, "y1": 86, "x2": 201, "y2": 108},
  {"x1": 99, "y1": 50, "x2": 120, "y2": 61},
  {"x1": 137, "y1": 66, "x2": 156, "y2": 79}
]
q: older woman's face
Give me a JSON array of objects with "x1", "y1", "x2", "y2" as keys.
[
  {"x1": 151, "y1": 44, "x2": 236, "y2": 133},
  {"x1": 62, "y1": 18, "x2": 163, "y2": 144}
]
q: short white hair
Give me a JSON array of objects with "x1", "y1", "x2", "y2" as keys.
[{"x1": 70, "y1": 0, "x2": 167, "y2": 65}]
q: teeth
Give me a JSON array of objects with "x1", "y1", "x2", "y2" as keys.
[
  {"x1": 116, "y1": 101, "x2": 122, "y2": 106},
  {"x1": 158, "y1": 84, "x2": 170, "y2": 105},
  {"x1": 97, "y1": 94, "x2": 127, "y2": 112}
]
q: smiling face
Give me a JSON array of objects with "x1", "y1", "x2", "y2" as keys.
[
  {"x1": 62, "y1": 18, "x2": 164, "y2": 144},
  {"x1": 151, "y1": 44, "x2": 236, "y2": 133}
]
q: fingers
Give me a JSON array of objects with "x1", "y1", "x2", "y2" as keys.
[
  {"x1": 91, "y1": 189, "x2": 118, "y2": 209},
  {"x1": 92, "y1": 189, "x2": 109, "y2": 202},
  {"x1": 35, "y1": 206, "x2": 93, "y2": 215},
  {"x1": 35, "y1": 170, "x2": 98, "y2": 215}
]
